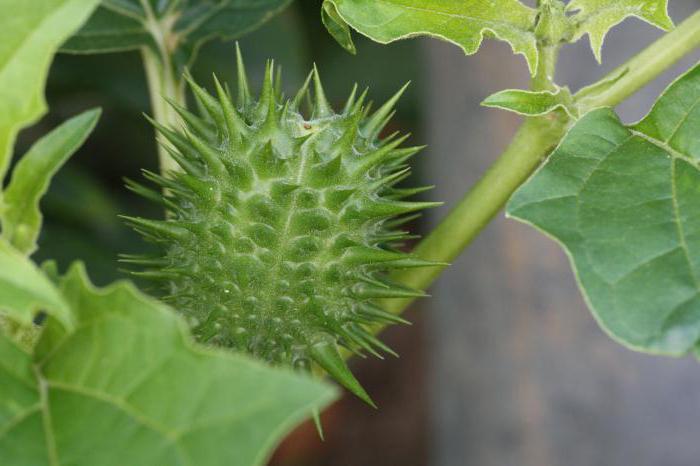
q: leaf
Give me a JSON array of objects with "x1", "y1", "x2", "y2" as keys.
[
  {"x1": 507, "y1": 64, "x2": 700, "y2": 356},
  {"x1": 0, "y1": 0, "x2": 101, "y2": 183},
  {"x1": 1, "y1": 109, "x2": 101, "y2": 256},
  {"x1": 63, "y1": 0, "x2": 294, "y2": 67},
  {"x1": 60, "y1": 6, "x2": 154, "y2": 54},
  {"x1": 175, "y1": 0, "x2": 294, "y2": 66},
  {"x1": 321, "y1": 0, "x2": 539, "y2": 75},
  {"x1": 482, "y1": 88, "x2": 575, "y2": 117},
  {"x1": 0, "y1": 263, "x2": 337, "y2": 465},
  {"x1": 0, "y1": 239, "x2": 73, "y2": 331},
  {"x1": 567, "y1": 0, "x2": 673, "y2": 62},
  {"x1": 322, "y1": 1, "x2": 356, "y2": 55}
]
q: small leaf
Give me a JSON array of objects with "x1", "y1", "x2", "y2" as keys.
[
  {"x1": 0, "y1": 239, "x2": 73, "y2": 331},
  {"x1": 0, "y1": 263, "x2": 337, "y2": 465},
  {"x1": 0, "y1": 0, "x2": 101, "y2": 182},
  {"x1": 322, "y1": 1, "x2": 356, "y2": 55},
  {"x1": 568, "y1": 0, "x2": 673, "y2": 62},
  {"x1": 322, "y1": 0, "x2": 539, "y2": 75},
  {"x1": 1, "y1": 109, "x2": 101, "y2": 255},
  {"x1": 482, "y1": 88, "x2": 575, "y2": 117},
  {"x1": 508, "y1": 64, "x2": 700, "y2": 356}
]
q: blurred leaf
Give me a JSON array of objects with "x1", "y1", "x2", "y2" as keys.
[
  {"x1": 1, "y1": 109, "x2": 101, "y2": 256},
  {"x1": 0, "y1": 239, "x2": 73, "y2": 331},
  {"x1": 568, "y1": 0, "x2": 673, "y2": 62},
  {"x1": 321, "y1": 1, "x2": 356, "y2": 55},
  {"x1": 321, "y1": 0, "x2": 539, "y2": 75},
  {"x1": 482, "y1": 88, "x2": 575, "y2": 117},
  {"x1": 63, "y1": 0, "x2": 294, "y2": 67},
  {"x1": 508, "y1": 64, "x2": 700, "y2": 356},
  {"x1": 61, "y1": 6, "x2": 155, "y2": 54},
  {"x1": 0, "y1": 0, "x2": 100, "y2": 182},
  {"x1": 0, "y1": 262, "x2": 337, "y2": 465}
]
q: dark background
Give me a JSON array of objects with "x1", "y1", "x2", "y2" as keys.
[{"x1": 16, "y1": 1, "x2": 700, "y2": 465}]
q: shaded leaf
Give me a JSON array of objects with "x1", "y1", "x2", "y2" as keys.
[
  {"x1": 0, "y1": 263, "x2": 337, "y2": 465},
  {"x1": 321, "y1": 1, "x2": 356, "y2": 55},
  {"x1": 321, "y1": 0, "x2": 539, "y2": 75},
  {"x1": 568, "y1": 0, "x2": 673, "y2": 62},
  {"x1": 1, "y1": 109, "x2": 101, "y2": 256},
  {"x1": 61, "y1": 6, "x2": 154, "y2": 54},
  {"x1": 0, "y1": 239, "x2": 73, "y2": 331},
  {"x1": 0, "y1": 0, "x2": 101, "y2": 182},
  {"x1": 482, "y1": 88, "x2": 575, "y2": 117},
  {"x1": 508, "y1": 64, "x2": 700, "y2": 355},
  {"x1": 63, "y1": 0, "x2": 293, "y2": 67}
]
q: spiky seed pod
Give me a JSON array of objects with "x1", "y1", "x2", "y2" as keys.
[{"x1": 124, "y1": 49, "x2": 440, "y2": 405}]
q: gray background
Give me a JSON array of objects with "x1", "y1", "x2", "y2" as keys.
[{"x1": 425, "y1": 2, "x2": 700, "y2": 466}]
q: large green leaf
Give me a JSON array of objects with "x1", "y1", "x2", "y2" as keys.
[
  {"x1": 0, "y1": 0, "x2": 101, "y2": 183},
  {"x1": 0, "y1": 263, "x2": 337, "y2": 465},
  {"x1": 567, "y1": 0, "x2": 673, "y2": 61},
  {"x1": 322, "y1": 0, "x2": 539, "y2": 75},
  {"x1": 508, "y1": 64, "x2": 700, "y2": 355},
  {"x1": 63, "y1": 0, "x2": 293, "y2": 66},
  {"x1": 1, "y1": 109, "x2": 101, "y2": 256},
  {"x1": 0, "y1": 239, "x2": 73, "y2": 331}
]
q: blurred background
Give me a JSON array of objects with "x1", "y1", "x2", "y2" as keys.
[{"x1": 16, "y1": 0, "x2": 700, "y2": 465}]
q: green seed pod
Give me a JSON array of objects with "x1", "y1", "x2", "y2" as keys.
[{"x1": 124, "y1": 47, "x2": 440, "y2": 405}]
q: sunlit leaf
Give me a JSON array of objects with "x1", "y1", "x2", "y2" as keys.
[
  {"x1": 1, "y1": 109, "x2": 101, "y2": 255},
  {"x1": 321, "y1": 0, "x2": 539, "y2": 75},
  {"x1": 0, "y1": 263, "x2": 337, "y2": 465}
]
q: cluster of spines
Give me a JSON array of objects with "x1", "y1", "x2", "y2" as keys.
[{"x1": 123, "y1": 46, "x2": 441, "y2": 405}]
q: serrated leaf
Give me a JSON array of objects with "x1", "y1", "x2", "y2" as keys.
[
  {"x1": 0, "y1": 0, "x2": 100, "y2": 183},
  {"x1": 568, "y1": 0, "x2": 673, "y2": 62},
  {"x1": 63, "y1": 0, "x2": 293, "y2": 67},
  {"x1": 482, "y1": 88, "x2": 575, "y2": 117},
  {"x1": 1, "y1": 109, "x2": 101, "y2": 256},
  {"x1": 0, "y1": 263, "x2": 337, "y2": 465},
  {"x1": 321, "y1": 0, "x2": 539, "y2": 75},
  {"x1": 0, "y1": 239, "x2": 73, "y2": 331},
  {"x1": 507, "y1": 64, "x2": 700, "y2": 356}
]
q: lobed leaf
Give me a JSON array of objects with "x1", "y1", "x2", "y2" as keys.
[
  {"x1": 321, "y1": 0, "x2": 539, "y2": 75},
  {"x1": 568, "y1": 0, "x2": 673, "y2": 62},
  {"x1": 508, "y1": 64, "x2": 700, "y2": 355},
  {"x1": 0, "y1": 263, "x2": 337, "y2": 465},
  {"x1": 1, "y1": 109, "x2": 101, "y2": 256},
  {"x1": 0, "y1": 0, "x2": 100, "y2": 183}
]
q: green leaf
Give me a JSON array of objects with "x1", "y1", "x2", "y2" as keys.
[
  {"x1": 60, "y1": 6, "x2": 154, "y2": 54},
  {"x1": 1, "y1": 109, "x2": 101, "y2": 256},
  {"x1": 0, "y1": 0, "x2": 101, "y2": 183},
  {"x1": 482, "y1": 88, "x2": 575, "y2": 117},
  {"x1": 0, "y1": 263, "x2": 337, "y2": 465},
  {"x1": 507, "y1": 64, "x2": 700, "y2": 356},
  {"x1": 322, "y1": 1, "x2": 356, "y2": 55},
  {"x1": 568, "y1": 0, "x2": 673, "y2": 62},
  {"x1": 321, "y1": 0, "x2": 539, "y2": 75},
  {"x1": 0, "y1": 239, "x2": 73, "y2": 331},
  {"x1": 63, "y1": 0, "x2": 293, "y2": 67}
]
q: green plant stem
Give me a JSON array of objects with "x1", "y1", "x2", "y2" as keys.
[
  {"x1": 378, "y1": 9, "x2": 700, "y2": 322},
  {"x1": 140, "y1": 2, "x2": 185, "y2": 175},
  {"x1": 576, "y1": 9, "x2": 700, "y2": 110}
]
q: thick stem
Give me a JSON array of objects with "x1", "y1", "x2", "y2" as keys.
[
  {"x1": 377, "y1": 9, "x2": 700, "y2": 324},
  {"x1": 140, "y1": 1, "x2": 185, "y2": 174}
]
